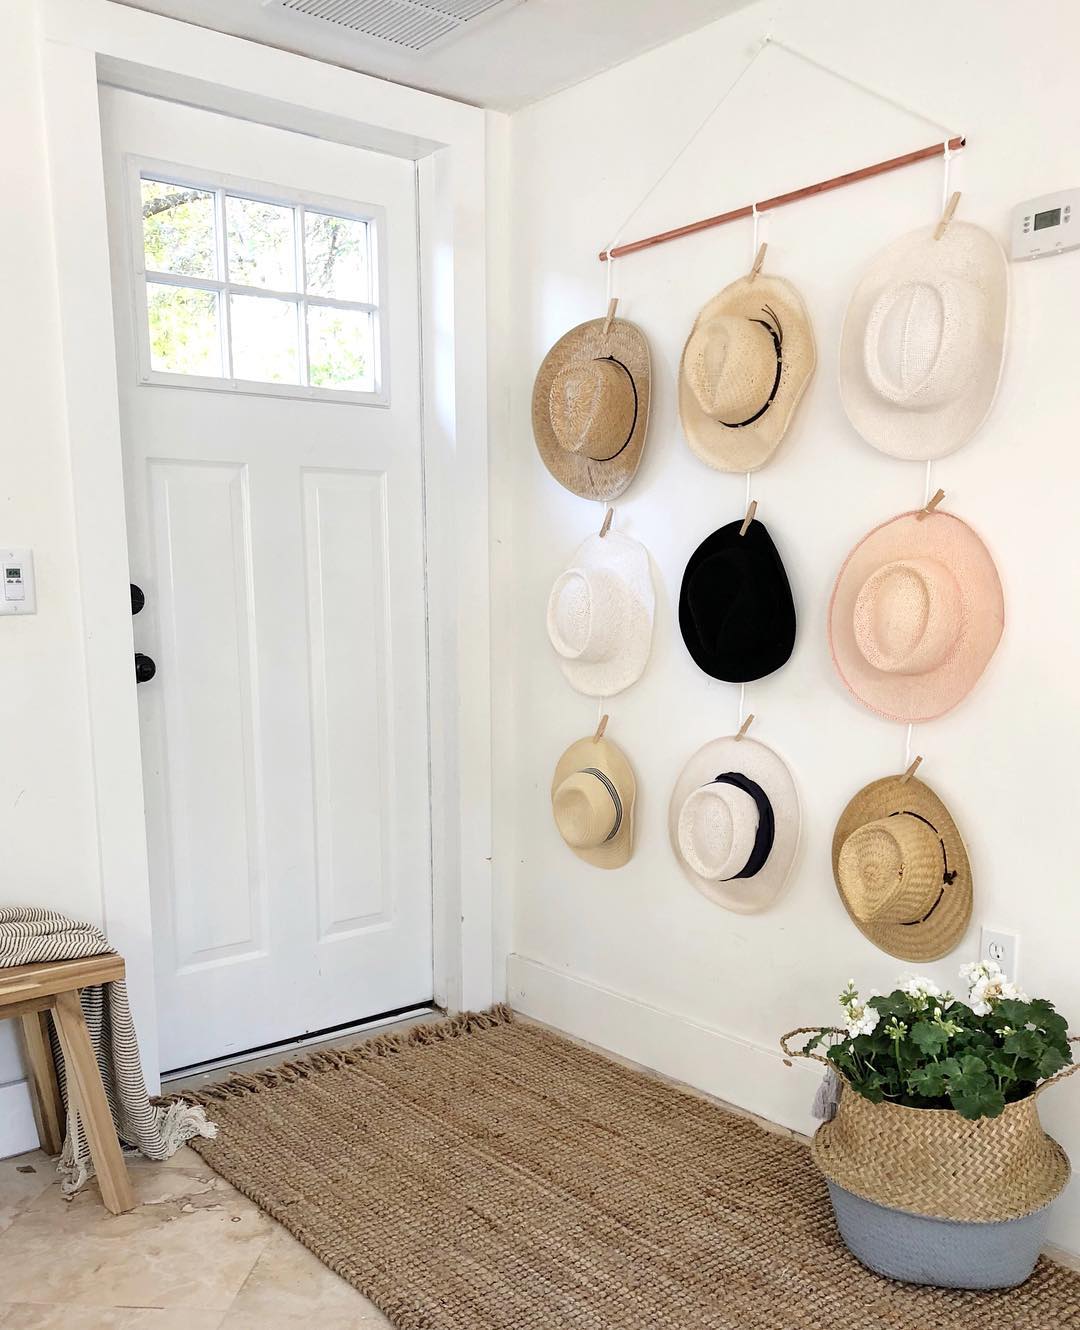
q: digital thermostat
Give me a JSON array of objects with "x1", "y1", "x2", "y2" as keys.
[
  {"x1": 1011, "y1": 189, "x2": 1080, "y2": 260},
  {"x1": 0, "y1": 549, "x2": 36, "y2": 616}
]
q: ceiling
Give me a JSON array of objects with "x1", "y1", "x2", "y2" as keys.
[{"x1": 111, "y1": 0, "x2": 752, "y2": 111}]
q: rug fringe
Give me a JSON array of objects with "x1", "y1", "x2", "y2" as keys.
[{"x1": 165, "y1": 1004, "x2": 514, "y2": 1105}]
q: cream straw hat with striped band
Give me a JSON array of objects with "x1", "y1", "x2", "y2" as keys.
[
  {"x1": 679, "y1": 274, "x2": 816, "y2": 472},
  {"x1": 832, "y1": 773, "x2": 972, "y2": 962},
  {"x1": 552, "y1": 734, "x2": 635, "y2": 869}
]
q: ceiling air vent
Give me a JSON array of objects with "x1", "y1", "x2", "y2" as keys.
[{"x1": 268, "y1": 0, "x2": 526, "y2": 54}]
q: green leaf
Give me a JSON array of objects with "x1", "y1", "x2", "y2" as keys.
[
  {"x1": 1038, "y1": 1047, "x2": 1069, "y2": 1079},
  {"x1": 1002, "y1": 1029, "x2": 1042, "y2": 1060},
  {"x1": 907, "y1": 1064, "x2": 947, "y2": 1098},
  {"x1": 910, "y1": 1022, "x2": 948, "y2": 1056},
  {"x1": 947, "y1": 1064, "x2": 1006, "y2": 1120}
]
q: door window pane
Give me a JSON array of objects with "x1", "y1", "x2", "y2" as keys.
[
  {"x1": 230, "y1": 295, "x2": 301, "y2": 384},
  {"x1": 307, "y1": 306, "x2": 374, "y2": 392},
  {"x1": 146, "y1": 284, "x2": 223, "y2": 376},
  {"x1": 142, "y1": 180, "x2": 217, "y2": 279},
  {"x1": 227, "y1": 197, "x2": 297, "y2": 291},
  {"x1": 304, "y1": 213, "x2": 369, "y2": 302}
]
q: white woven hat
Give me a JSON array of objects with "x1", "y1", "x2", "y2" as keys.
[
  {"x1": 839, "y1": 220, "x2": 1008, "y2": 460},
  {"x1": 546, "y1": 530, "x2": 655, "y2": 697},
  {"x1": 679, "y1": 274, "x2": 816, "y2": 472},
  {"x1": 669, "y1": 736, "x2": 800, "y2": 913},
  {"x1": 552, "y1": 735, "x2": 635, "y2": 869}
]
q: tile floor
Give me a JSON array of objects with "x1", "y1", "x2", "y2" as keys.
[{"x1": 0, "y1": 1016, "x2": 1076, "y2": 1326}]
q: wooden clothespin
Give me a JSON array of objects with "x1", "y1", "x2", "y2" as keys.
[
  {"x1": 900, "y1": 755, "x2": 923, "y2": 784},
  {"x1": 602, "y1": 297, "x2": 618, "y2": 337},
  {"x1": 749, "y1": 242, "x2": 767, "y2": 282},
  {"x1": 915, "y1": 488, "x2": 945, "y2": 522},
  {"x1": 599, "y1": 507, "x2": 614, "y2": 538},
  {"x1": 593, "y1": 713, "x2": 609, "y2": 743},
  {"x1": 934, "y1": 191, "x2": 961, "y2": 241},
  {"x1": 739, "y1": 499, "x2": 758, "y2": 537},
  {"x1": 735, "y1": 713, "x2": 755, "y2": 741}
]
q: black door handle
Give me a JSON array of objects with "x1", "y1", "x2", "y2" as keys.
[
  {"x1": 135, "y1": 652, "x2": 157, "y2": 683},
  {"x1": 131, "y1": 583, "x2": 145, "y2": 615}
]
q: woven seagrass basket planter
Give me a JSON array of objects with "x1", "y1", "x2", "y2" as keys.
[{"x1": 782, "y1": 1027, "x2": 1079, "y2": 1289}]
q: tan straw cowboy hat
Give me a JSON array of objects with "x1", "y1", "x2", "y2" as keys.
[
  {"x1": 839, "y1": 219, "x2": 1008, "y2": 460},
  {"x1": 833, "y1": 773, "x2": 972, "y2": 961},
  {"x1": 669, "y1": 735, "x2": 800, "y2": 913},
  {"x1": 533, "y1": 317, "x2": 651, "y2": 500},
  {"x1": 829, "y1": 508, "x2": 1004, "y2": 724},
  {"x1": 552, "y1": 734, "x2": 635, "y2": 869},
  {"x1": 679, "y1": 274, "x2": 816, "y2": 472}
]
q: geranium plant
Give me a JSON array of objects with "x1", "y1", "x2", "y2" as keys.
[{"x1": 807, "y1": 961, "x2": 1073, "y2": 1121}]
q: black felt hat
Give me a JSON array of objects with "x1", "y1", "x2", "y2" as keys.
[{"x1": 678, "y1": 518, "x2": 796, "y2": 682}]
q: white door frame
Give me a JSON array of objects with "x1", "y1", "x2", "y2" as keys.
[{"x1": 36, "y1": 0, "x2": 494, "y2": 1090}]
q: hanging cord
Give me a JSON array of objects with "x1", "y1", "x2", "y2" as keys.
[
  {"x1": 940, "y1": 137, "x2": 954, "y2": 212},
  {"x1": 605, "y1": 251, "x2": 616, "y2": 305},
  {"x1": 601, "y1": 34, "x2": 772, "y2": 259}
]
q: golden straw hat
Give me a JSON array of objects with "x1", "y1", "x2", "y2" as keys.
[
  {"x1": 551, "y1": 734, "x2": 636, "y2": 869},
  {"x1": 832, "y1": 773, "x2": 972, "y2": 961},
  {"x1": 678, "y1": 273, "x2": 816, "y2": 472},
  {"x1": 532, "y1": 318, "x2": 651, "y2": 500}
]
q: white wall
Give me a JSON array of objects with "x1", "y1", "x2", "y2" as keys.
[
  {"x1": 495, "y1": 0, "x2": 1080, "y2": 1254},
  {"x1": 0, "y1": 0, "x2": 107, "y2": 1152}
]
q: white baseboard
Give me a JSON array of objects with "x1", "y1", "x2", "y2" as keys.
[
  {"x1": 506, "y1": 954, "x2": 820, "y2": 1137},
  {"x1": 0, "y1": 1079, "x2": 40, "y2": 1160}
]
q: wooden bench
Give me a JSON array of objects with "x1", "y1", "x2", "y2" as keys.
[{"x1": 1, "y1": 954, "x2": 136, "y2": 1213}]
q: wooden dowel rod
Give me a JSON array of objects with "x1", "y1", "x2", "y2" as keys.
[{"x1": 598, "y1": 136, "x2": 966, "y2": 262}]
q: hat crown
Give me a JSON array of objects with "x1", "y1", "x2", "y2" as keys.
[
  {"x1": 553, "y1": 770, "x2": 619, "y2": 849},
  {"x1": 549, "y1": 359, "x2": 635, "y2": 459},
  {"x1": 547, "y1": 566, "x2": 629, "y2": 665},
  {"x1": 684, "y1": 315, "x2": 778, "y2": 423},
  {"x1": 838, "y1": 813, "x2": 943, "y2": 925},
  {"x1": 863, "y1": 277, "x2": 986, "y2": 411},
  {"x1": 677, "y1": 780, "x2": 759, "y2": 882},
  {"x1": 853, "y1": 556, "x2": 961, "y2": 676}
]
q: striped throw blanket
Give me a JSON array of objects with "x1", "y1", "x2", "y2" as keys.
[{"x1": 0, "y1": 907, "x2": 215, "y2": 1193}]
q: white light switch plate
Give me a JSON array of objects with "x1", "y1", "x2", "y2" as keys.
[{"x1": 0, "y1": 549, "x2": 36, "y2": 615}]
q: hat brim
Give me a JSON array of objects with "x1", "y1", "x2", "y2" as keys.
[
  {"x1": 553, "y1": 532, "x2": 655, "y2": 698},
  {"x1": 679, "y1": 275, "x2": 816, "y2": 473},
  {"x1": 829, "y1": 509, "x2": 1004, "y2": 723},
  {"x1": 669, "y1": 736, "x2": 800, "y2": 912},
  {"x1": 533, "y1": 318, "x2": 651, "y2": 501},
  {"x1": 832, "y1": 774, "x2": 972, "y2": 961},
  {"x1": 839, "y1": 221, "x2": 1008, "y2": 461},
  {"x1": 553, "y1": 735, "x2": 636, "y2": 869}
]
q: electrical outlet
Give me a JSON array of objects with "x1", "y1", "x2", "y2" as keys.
[{"x1": 980, "y1": 927, "x2": 1019, "y2": 979}]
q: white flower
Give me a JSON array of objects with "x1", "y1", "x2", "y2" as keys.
[
  {"x1": 844, "y1": 1003, "x2": 880, "y2": 1039},
  {"x1": 963, "y1": 962, "x2": 1027, "y2": 1014},
  {"x1": 901, "y1": 975, "x2": 942, "y2": 1007}
]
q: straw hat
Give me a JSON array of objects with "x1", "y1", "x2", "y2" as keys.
[
  {"x1": 829, "y1": 508, "x2": 1003, "y2": 724},
  {"x1": 839, "y1": 220, "x2": 1008, "y2": 460},
  {"x1": 532, "y1": 317, "x2": 651, "y2": 500},
  {"x1": 547, "y1": 530, "x2": 654, "y2": 697},
  {"x1": 832, "y1": 773, "x2": 972, "y2": 961},
  {"x1": 670, "y1": 736, "x2": 800, "y2": 912},
  {"x1": 679, "y1": 517, "x2": 796, "y2": 683},
  {"x1": 552, "y1": 735, "x2": 635, "y2": 869},
  {"x1": 679, "y1": 274, "x2": 816, "y2": 472}
]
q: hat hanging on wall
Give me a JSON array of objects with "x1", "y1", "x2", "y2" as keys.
[
  {"x1": 679, "y1": 515, "x2": 796, "y2": 683},
  {"x1": 546, "y1": 526, "x2": 654, "y2": 697},
  {"x1": 532, "y1": 312, "x2": 651, "y2": 500},
  {"x1": 669, "y1": 732, "x2": 800, "y2": 913},
  {"x1": 551, "y1": 731, "x2": 635, "y2": 869},
  {"x1": 829, "y1": 505, "x2": 1004, "y2": 724},
  {"x1": 839, "y1": 218, "x2": 1008, "y2": 460},
  {"x1": 833, "y1": 771, "x2": 972, "y2": 961},
  {"x1": 678, "y1": 271, "x2": 816, "y2": 473}
]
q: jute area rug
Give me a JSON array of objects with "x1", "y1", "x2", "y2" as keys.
[{"x1": 182, "y1": 1007, "x2": 1080, "y2": 1330}]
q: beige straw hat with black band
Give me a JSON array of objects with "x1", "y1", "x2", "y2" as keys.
[
  {"x1": 679, "y1": 274, "x2": 816, "y2": 472},
  {"x1": 532, "y1": 318, "x2": 651, "y2": 500},
  {"x1": 832, "y1": 773, "x2": 971, "y2": 961},
  {"x1": 552, "y1": 735, "x2": 635, "y2": 869}
]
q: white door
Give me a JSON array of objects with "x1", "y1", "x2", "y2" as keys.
[{"x1": 100, "y1": 88, "x2": 433, "y2": 1072}]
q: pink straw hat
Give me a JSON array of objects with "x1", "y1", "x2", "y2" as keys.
[{"x1": 829, "y1": 509, "x2": 1004, "y2": 724}]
